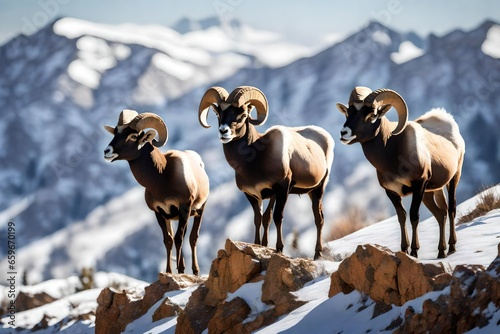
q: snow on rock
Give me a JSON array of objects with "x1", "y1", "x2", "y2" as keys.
[
  {"x1": 391, "y1": 40, "x2": 424, "y2": 64},
  {"x1": 481, "y1": 24, "x2": 500, "y2": 58},
  {"x1": 0, "y1": 272, "x2": 147, "y2": 333},
  {"x1": 67, "y1": 35, "x2": 129, "y2": 89},
  {"x1": 152, "y1": 53, "x2": 196, "y2": 81},
  {"x1": 68, "y1": 59, "x2": 101, "y2": 89},
  {"x1": 372, "y1": 29, "x2": 392, "y2": 45}
]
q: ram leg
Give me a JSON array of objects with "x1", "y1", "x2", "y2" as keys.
[
  {"x1": 175, "y1": 204, "x2": 190, "y2": 274},
  {"x1": 155, "y1": 212, "x2": 174, "y2": 273},
  {"x1": 447, "y1": 172, "x2": 460, "y2": 254},
  {"x1": 272, "y1": 180, "x2": 291, "y2": 253},
  {"x1": 309, "y1": 185, "x2": 325, "y2": 260},
  {"x1": 245, "y1": 193, "x2": 263, "y2": 245},
  {"x1": 385, "y1": 190, "x2": 409, "y2": 254},
  {"x1": 262, "y1": 195, "x2": 275, "y2": 247},
  {"x1": 408, "y1": 180, "x2": 427, "y2": 258},
  {"x1": 423, "y1": 190, "x2": 447, "y2": 258},
  {"x1": 189, "y1": 204, "x2": 205, "y2": 276}
]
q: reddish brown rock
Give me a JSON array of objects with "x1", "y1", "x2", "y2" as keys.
[
  {"x1": 204, "y1": 239, "x2": 274, "y2": 306},
  {"x1": 177, "y1": 239, "x2": 318, "y2": 334},
  {"x1": 96, "y1": 273, "x2": 203, "y2": 334},
  {"x1": 152, "y1": 297, "x2": 182, "y2": 321},
  {"x1": 328, "y1": 244, "x2": 452, "y2": 306},
  {"x1": 207, "y1": 297, "x2": 251, "y2": 334},
  {"x1": 176, "y1": 286, "x2": 215, "y2": 334},
  {"x1": 391, "y1": 243, "x2": 500, "y2": 333},
  {"x1": 262, "y1": 253, "x2": 316, "y2": 307},
  {"x1": 396, "y1": 251, "x2": 451, "y2": 304},
  {"x1": 15, "y1": 291, "x2": 57, "y2": 312}
]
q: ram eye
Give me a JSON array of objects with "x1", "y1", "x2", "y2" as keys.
[
  {"x1": 237, "y1": 114, "x2": 247, "y2": 123},
  {"x1": 368, "y1": 113, "x2": 378, "y2": 122},
  {"x1": 128, "y1": 134, "x2": 139, "y2": 141}
]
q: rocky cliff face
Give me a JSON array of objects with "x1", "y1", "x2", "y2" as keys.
[{"x1": 91, "y1": 240, "x2": 500, "y2": 334}]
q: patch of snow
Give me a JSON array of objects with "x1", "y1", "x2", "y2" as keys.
[
  {"x1": 152, "y1": 53, "x2": 196, "y2": 81},
  {"x1": 226, "y1": 281, "x2": 273, "y2": 321},
  {"x1": 391, "y1": 40, "x2": 425, "y2": 64},
  {"x1": 481, "y1": 24, "x2": 500, "y2": 58},
  {"x1": 372, "y1": 30, "x2": 391, "y2": 45},
  {"x1": 250, "y1": 43, "x2": 312, "y2": 67},
  {"x1": 322, "y1": 32, "x2": 346, "y2": 47},
  {"x1": 124, "y1": 286, "x2": 198, "y2": 334},
  {"x1": 76, "y1": 36, "x2": 117, "y2": 72},
  {"x1": 67, "y1": 59, "x2": 101, "y2": 89}
]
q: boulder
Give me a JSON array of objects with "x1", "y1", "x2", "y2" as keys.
[
  {"x1": 204, "y1": 239, "x2": 274, "y2": 306},
  {"x1": 152, "y1": 297, "x2": 182, "y2": 321},
  {"x1": 176, "y1": 239, "x2": 318, "y2": 334},
  {"x1": 207, "y1": 297, "x2": 251, "y2": 334},
  {"x1": 329, "y1": 244, "x2": 452, "y2": 306},
  {"x1": 15, "y1": 291, "x2": 57, "y2": 312},
  {"x1": 95, "y1": 273, "x2": 204, "y2": 334}
]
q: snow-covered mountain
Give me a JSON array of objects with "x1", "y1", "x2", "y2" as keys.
[{"x1": 0, "y1": 17, "x2": 499, "y2": 283}]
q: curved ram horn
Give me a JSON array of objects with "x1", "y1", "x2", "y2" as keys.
[
  {"x1": 129, "y1": 112, "x2": 168, "y2": 147},
  {"x1": 228, "y1": 86, "x2": 269, "y2": 126},
  {"x1": 348, "y1": 87, "x2": 373, "y2": 106},
  {"x1": 365, "y1": 88, "x2": 408, "y2": 135},
  {"x1": 118, "y1": 109, "x2": 139, "y2": 126},
  {"x1": 198, "y1": 87, "x2": 229, "y2": 128}
]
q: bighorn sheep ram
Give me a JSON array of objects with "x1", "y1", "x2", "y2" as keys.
[
  {"x1": 336, "y1": 87, "x2": 465, "y2": 258},
  {"x1": 199, "y1": 86, "x2": 334, "y2": 259},
  {"x1": 104, "y1": 110, "x2": 209, "y2": 275}
]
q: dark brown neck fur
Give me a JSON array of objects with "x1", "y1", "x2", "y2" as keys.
[
  {"x1": 128, "y1": 144, "x2": 167, "y2": 189},
  {"x1": 361, "y1": 118, "x2": 401, "y2": 173}
]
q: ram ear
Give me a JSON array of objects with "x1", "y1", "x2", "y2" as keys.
[
  {"x1": 376, "y1": 104, "x2": 392, "y2": 118},
  {"x1": 137, "y1": 129, "x2": 157, "y2": 150},
  {"x1": 336, "y1": 103, "x2": 348, "y2": 116},
  {"x1": 104, "y1": 125, "x2": 115, "y2": 134}
]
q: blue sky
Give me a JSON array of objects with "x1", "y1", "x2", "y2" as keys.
[{"x1": 1, "y1": 0, "x2": 500, "y2": 46}]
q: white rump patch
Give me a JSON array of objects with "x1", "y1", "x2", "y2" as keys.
[{"x1": 416, "y1": 108, "x2": 465, "y2": 152}]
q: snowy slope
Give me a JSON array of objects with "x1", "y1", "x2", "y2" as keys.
[{"x1": 1, "y1": 186, "x2": 498, "y2": 333}]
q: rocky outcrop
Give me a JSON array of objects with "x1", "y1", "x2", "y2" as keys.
[
  {"x1": 95, "y1": 273, "x2": 204, "y2": 334},
  {"x1": 329, "y1": 244, "x2": 452, "y2": 305},
  {"x1": 328, "y1": 243, "x2": 500, "y2": 333},
  {"x1": 395, "y1": 244, "x2": 500, "y2": 333},
  {"x1": 15, "y1": 291, "x2": 57, "y2": 312},
  {"x1": 176, "y1": 239, "x2": 320, "y2": 334},
  {"x1": 91, "y1": 241, "x2": 500, "y2": 334}
]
